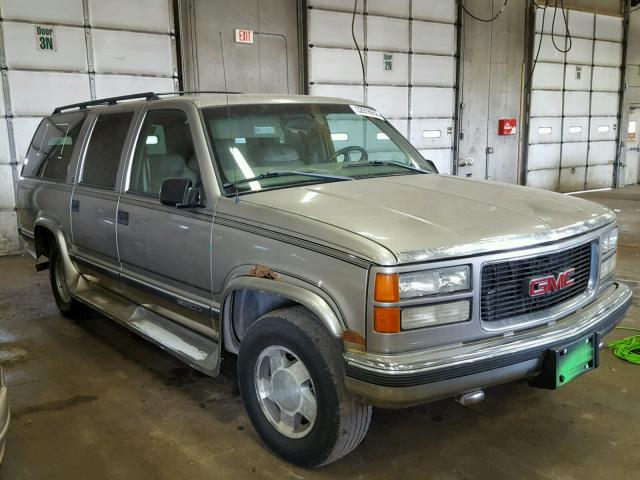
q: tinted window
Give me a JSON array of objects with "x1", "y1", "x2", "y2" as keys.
[
  {"x1": 81, "y1": 112, "x2": 133, "y2": 189},
  {"x1": 129, "y1": 110, "x2": 199, "y2": 197},
  {"x1": 22, "y1": 112, "x2": 87, "y2": 181}
]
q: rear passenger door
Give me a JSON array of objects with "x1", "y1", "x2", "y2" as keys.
[
  {"x1": 70, "y1": 109, "x2": 136, "y2": 292},
  {"x1": 17, "y1": 111, "x2": 87, "y2": 242},
  {"x1": 116, "y1": 107, "x2": 215, "y2": 336}
]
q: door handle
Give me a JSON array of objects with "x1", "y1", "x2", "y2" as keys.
[
  {"x1": 117, "y1": 210, "x2": 129, "y2": 226},
  {"x1": 71, "y1": 199, "x2": 80, "y2": 212}
]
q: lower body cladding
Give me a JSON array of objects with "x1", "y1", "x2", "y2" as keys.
[{"x1": 345, "y1": 283, "x2": 632, "y2": 408}]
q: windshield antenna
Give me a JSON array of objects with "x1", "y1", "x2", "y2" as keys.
[{"x1": 218, "y1": 31, "x2": 239, "y2": 204}]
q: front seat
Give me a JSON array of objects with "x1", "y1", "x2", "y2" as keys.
[{"x1": 147, "y1": 153, "x2": 195, "y2": 195}]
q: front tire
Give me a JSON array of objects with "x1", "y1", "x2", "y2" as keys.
[
  {"x1": 238, "y1": 306, "x2": 371, "y2": 467},
  {"x1": 49, "y1": 246, "x2": 90, "y2": 319}
]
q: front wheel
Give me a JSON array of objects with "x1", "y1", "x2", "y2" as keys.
[{"x1": 237, "y1": 306, "x2": 371, "y2": 467}]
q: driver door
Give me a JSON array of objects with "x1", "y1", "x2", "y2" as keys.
[{"x1": 116, "y1": 106, "x2": 216, "y2": 337}]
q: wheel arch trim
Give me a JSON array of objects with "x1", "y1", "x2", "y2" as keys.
[
  {"x1": 220, "y1": 275, "x2": 345, "y2": 353},
  {"x1": 33, "y1": 217, "x2": 82, "y2": 291}
]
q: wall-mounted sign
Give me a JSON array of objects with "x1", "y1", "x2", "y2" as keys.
[
  {"x1": 498, "y1": 118, "x2": 517, "y2": 136},
  {"x1": 234, "y1": 29, "x2": 254, "y2": 44},
  {"x1": 383, "y1": 53, "x2": 393, "y2": 71},
  {"x1": 35, "y1": 25, "x2": 56, "y2": 51}
]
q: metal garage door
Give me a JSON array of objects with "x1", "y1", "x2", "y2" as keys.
[
  {"x1": 306, "y1": 0, "x2": 458, "y2": 174},
  {"x1": 526, "y1": 6, "x2": 623, "y2": 192},
  {"x1": 0, "y1": 0, "x2": 178, "y2": 254}
]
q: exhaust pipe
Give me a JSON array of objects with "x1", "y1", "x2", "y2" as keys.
[{"x1": 455, "y1": 389, "x2": 485, "y2": 406}]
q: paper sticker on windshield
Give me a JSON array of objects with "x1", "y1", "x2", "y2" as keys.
[
  {"x1": 253, "y1": 126, "x2": 276, "y2": 135},
  {"x1": 350, "y1": 105, "x2": 385, "y2": 120}
]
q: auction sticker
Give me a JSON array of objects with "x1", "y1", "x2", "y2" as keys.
[{"x1": 350, "y1": 105, "x2": 385, "y2": 120}]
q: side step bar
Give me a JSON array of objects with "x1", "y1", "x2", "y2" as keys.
[
  {"x1": 128, "y1": 307, "x2": 219, "y2": 374},
  {"x1": 71, "y1": 283, "x2": 220, "y2": 376}
]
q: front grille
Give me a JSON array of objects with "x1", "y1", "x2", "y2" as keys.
[{"x1": 480, "y1": 242, "x2": 592, "y2": 323}]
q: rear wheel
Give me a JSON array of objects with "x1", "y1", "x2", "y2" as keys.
[
  {"x1": 237, "y1": 306, "x2": 371, "y2": 467},
  {"x1": 49, "y1": 246, "x2": 90, "y2": 319}
]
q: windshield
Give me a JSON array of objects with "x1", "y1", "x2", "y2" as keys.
[{"x1": 201, "y1": 103, "x2": 437, "y2": 195}]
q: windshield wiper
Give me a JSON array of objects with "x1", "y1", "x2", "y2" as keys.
[
  {"x1": 343, "y1": 160, "x2": 429, "y2": 174},
  {"x1": 223, "y1": 170, "x2": 353, "y2": 188}
]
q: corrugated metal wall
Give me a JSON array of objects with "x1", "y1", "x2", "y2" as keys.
[
  {"x1": 0, "y1": 0, "x2": 177, "y2": 254},
  {"x1": 306, "y1": 0, "x2": 458, "y2": 174},
  {"x1": 526, "y1": 6, "x2": 623, "y2": 192}
]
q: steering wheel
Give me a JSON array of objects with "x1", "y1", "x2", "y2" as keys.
[{"x1": 329, "y1": 145, "x2": 368, "y2": 163}]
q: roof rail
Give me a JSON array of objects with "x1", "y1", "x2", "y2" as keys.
[
  {"x1": 52, "y1": 91, "x2": 160, "y2": 114},
  {"x1": 154, "y1": 90, "x2": 244, "y2": 96}
]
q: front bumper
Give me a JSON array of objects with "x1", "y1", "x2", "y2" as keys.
[{"x1": 345, "y1": 283, "x2": 632, "y2": 408}]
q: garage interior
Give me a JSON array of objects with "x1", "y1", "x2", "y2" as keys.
[{"x1": 0, "y1": 0, "x2": 639, "y2": 478}]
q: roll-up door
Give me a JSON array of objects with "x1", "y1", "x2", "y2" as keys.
[
  {"x1": 0, "y1": 0, "x2": 178, "y2": 254},
  {"x1": 307, "y1": 0, "x2": 458, "y2": 174},
  {"x1": 526, "y1": 7, "x2": 623, "y2": 192}
]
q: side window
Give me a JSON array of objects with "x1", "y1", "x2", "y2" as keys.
[
  {"x1": 22, "y1": 112, "x2": 87, "y2": 181},
  {"x1": 81, "y1": 111, "x2": 133, "y2": 189},
  {"x1": 129, "y1": 110, "x2": 199, "y2": 197}
]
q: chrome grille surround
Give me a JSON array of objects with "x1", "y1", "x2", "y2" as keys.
[{"x1": 366, "y1": 224, "x2": 611, "y2": 355}]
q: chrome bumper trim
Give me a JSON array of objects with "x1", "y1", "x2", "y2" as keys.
[{"x1": 346, "y1": 283, "x2": 631, "y2": 393}]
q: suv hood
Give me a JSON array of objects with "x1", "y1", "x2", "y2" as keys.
[{"x1": 243, "y1": 174, "x2": 615, "y2": 264}]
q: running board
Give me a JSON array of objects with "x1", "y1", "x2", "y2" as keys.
[{"x1": 72, "y1": 284, "x2": 220, "y2": 376}]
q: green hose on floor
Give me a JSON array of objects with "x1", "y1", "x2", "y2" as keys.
[{"x1": 608, "y1": 327, "x2": 640, "y2": 365}]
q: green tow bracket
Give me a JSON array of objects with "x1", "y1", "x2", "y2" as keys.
[{"x1": 530, "y1": 334, "x2": 599, "y2": 389}]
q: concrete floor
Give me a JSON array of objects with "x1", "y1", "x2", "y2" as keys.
[{"x1": 1, "y1": 187, "x2": 640, "y2": 480}]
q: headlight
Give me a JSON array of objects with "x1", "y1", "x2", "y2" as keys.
[
  {"x1": 600, "y1": 254, "x2": 616, "y2": 280},
  {"x1": 399, "y1": 266, "x2": 470, "y2": 299},
  {"x1": 402, "y1": 300, "x2": 471, "y2": 330},
  {"x1": 601, "y1": 227, "x2": 618, "y2": 255}
]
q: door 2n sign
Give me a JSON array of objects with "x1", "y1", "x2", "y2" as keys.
[{"x1": 35, "y1": 25, "x2": 56, "y2": 51}]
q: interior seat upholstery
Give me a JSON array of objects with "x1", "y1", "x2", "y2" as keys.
[{"x1": 146, "y1": 153, "x2": 199, "y2": 195}]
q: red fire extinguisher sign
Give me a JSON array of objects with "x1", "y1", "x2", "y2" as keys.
[{"x1": 498, "y1": 119, "x2": 517, "y2": 136}]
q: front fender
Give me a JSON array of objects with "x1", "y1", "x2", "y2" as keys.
[{"x1": 220, "y1": 274, "x2": 345, "y2": 345}]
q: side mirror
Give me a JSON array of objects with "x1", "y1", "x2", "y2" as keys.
[{"x1": 160, "y1": 177, "x2": 192, "y2": 206}]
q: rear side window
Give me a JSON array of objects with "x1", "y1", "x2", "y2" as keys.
[
  {"x1": 22, "y1": 112, "x2": 87, "y2": 181},
  {"x1": 81, "y1": 111, "x2": 133, "y2": 189}
]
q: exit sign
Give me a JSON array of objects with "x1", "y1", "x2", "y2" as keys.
[
  {"x1": 234, "y1": 29, "x2": 254, "y2": 44},
  {"x1": 35, "y1": 25, "x2": 56, "y2": 51}
]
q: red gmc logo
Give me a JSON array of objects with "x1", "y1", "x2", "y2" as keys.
[{"x1": 528, "y1": 268, "x2": 576, "y2": 297}]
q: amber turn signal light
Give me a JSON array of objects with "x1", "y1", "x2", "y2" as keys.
[
  {"x1": 373, "y1": 307, "x2": 401, "y2": 333},
  {"x1": 374, "y1": 273, "x2": 400, "y2": 302}
]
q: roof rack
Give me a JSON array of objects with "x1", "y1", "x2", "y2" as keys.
[
  {"x1": 52, "y1": 91, "x2": 160, "y2": 114},
  {"x1": 154, "y1": 90, "x2": 244, "y2": 96},
  {"x1": 52, "y1": 90, "x2": 247, "y2": 114}
]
